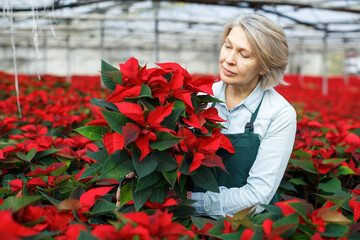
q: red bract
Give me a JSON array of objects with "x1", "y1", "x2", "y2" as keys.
[
  {"x1": 42, "y1": 206, "x2": 73, "y2": 231},
  {"x1": 106, "y1": 84, "x2": 142, "y2": 103},
  {"x1": 103, "y1": 132, "x2": 125, "y2": 155},
  {"x1": 120, "y1": 57, "x2": 149, "y2": 85},
  {"x1": 8, "y1": 179, "x2": 23, "y2": 192},
  {"x1": 92, "y1": 223, "x2": 148, "y2": 240},
  {"x1": 86, "y1": 105, "x2": 108, "y2": 126},
  {"x1": 13, "y1": 206, "x2": 47, "y2": 231},
  {"x1": 178, "y1": 127, "x2": 234, "y2": 173},
  {"x1": 55, "y1": 224, "x2": 88, "y2": 240},
  {"x1": 79, "y1": 186, "x2": 114, "y2": 208},
  {"x1": 27, "y1": 162, "x2": 67, "y2": 177},
  {"x1": 26, "y1": 177, "x2": 47, "y2": 191},
  {"x1": 115, "y1": 102, "x2": 175, "y2": 160},
  {"x1": 0, "y1": 210, "x2": 39, "y2": 238},
  {"x1": 275, "y1": 199, "x2": 299, "y2": 216},
  {"x1": 240, "y1": 228, "x2": 254, "y2": 240},
  {"x1": 123, "y1": 209, "x2": 195, "y2": 240},
  {"x1": 349, "y1": 198, "x2": 360, "y2": 222}
]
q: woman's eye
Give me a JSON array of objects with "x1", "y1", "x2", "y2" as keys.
[{"x1": 241, "y1": 53, "x2": 249, "y2": 59}]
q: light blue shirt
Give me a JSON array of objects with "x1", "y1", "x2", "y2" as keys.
[{"x1": 191, "y1": 80, "x2": 297, "y2": 219}]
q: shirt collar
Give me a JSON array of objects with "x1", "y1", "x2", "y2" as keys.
[{"x1": 217, "y1": 80, "x2": 264, "y2": 113}]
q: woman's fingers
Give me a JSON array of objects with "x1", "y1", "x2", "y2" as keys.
[
  {"x1": 117, "y1": 172, "x2": 135, "y2": 208},
  {"x1": 126, "y1": 172, "x2": 135, "y2": 178},
  {"x1": 116, "y1": 186, "x2": 121, "y2": 207}
]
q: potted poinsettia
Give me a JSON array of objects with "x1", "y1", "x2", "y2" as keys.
[{"x1": 75, "y1": 57, "x2": 234, "y2": 213}]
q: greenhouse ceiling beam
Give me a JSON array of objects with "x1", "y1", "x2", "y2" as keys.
[
  {"x1": 168, "y1": 0, "x2": 360, "y2": 14},
  {"x1": 3, "y1": 0, "x2": 142, "y2": 12},
  {"x1": 4, "y1": 0, "x2": 360, "y2": 14}
]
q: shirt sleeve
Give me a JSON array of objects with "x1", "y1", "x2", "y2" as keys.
[{"x1": 191, "y1": 106, "x2": 297, "y2": 219}]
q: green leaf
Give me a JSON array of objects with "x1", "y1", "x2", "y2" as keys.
[
  {"x1": 259, "y1": 204, "x2": 282, "y2": 215},
  {"x1": 34, "y1": 148, "x2": 59, "y2": 160},
  {"x1": 23, "y1": 216, "x2": 46, "y2": 227},
  {"x1": 50, "y1": 162, "x2": 69, "y2": 176},
  {"x1": 132, "y1": 180, "x2": 152, "y2": 211},
  {"x1": 100, "y1": 151, "x2": 133, "y2": 181},
  {"x1": 280, "y1": 180, "x2": 297, "y2": 192},
  {"x1": 321, "y1": 224, "x2": 349, "y2": 237},
  {"x1": 85, "y1": 149, "x2": 108, "y2": 163},
  {"x1": 348, "y1": 231, "x2": 360, "y2": 240},
  {"x1": 152, "y1": 151, "x2": 178, "y2": 172},
  {"x1": 0, "y1": 196, "x2": 41, "y2": 212},
  {"x1": 126, "y1": 84, "x2": 152, "y2": 100},
  {"x1": 70, "y1": 185, "x2": 86, "y2": 200},
  {"x1": 191, "y1": 166, "x2": 219, "y2": 193},
  {"x1": 322, "y1": 158, "x2": 347, "y2": 165},
  {"x1": 74, "y1": 126, "x2": 108, "y2": 140},
  {"x1": 149, "y1": 184, "x2": 168, "y2": 203},
  {"x1": 286, "y1": 201, "x2": 307, "y2": 219},
  {"x1": 16, "y1": 148, "x2": 37, "y2": 162},
  {"x1": 135, "y1": 172, "x2": 162, "y2": 192},
  {"x1": 292, "y1": 150, "x2": 312, "y2": 158},
  {"x1": 161, "y1": 101, "x2": 185, "y2": 130},
  {"x1": 298, "y1": 224, "x2": 315, "y2": 237},
  {"x1": 119, "y1": 183, "x2": 133, "y2": 208},
  {"x1": 178, "y1": 155, "x2": 190, "y2": 174},
  {"x1": 39, "y1": 190, "x2": 61, "y2": 205},
  {"x1": 273, "y1": 213, "x2": 299, "y2": 228},
  {"x1": 102, "y1": 70, "x2": 123, "y2": 85},
  {"x1": 196, "y1": 94, "x2": 223, "y2": 103},
  {"x1": 315, "y1": 192, "x2": 352, "y2": 211},
  {"x1": 78, "y1": 150, "x2": 109, "y2": 180},
  {"x1": 132, "y1": 152, "x2": 158, "y2": 179},
  {"x1": 78, "y1": 162, "x2": 103, "y2": 180},
  {"x1": 90, "y1": 98, "x2": 118, "y2": 112},
  {"x1": 318, "y1": 178, "x2": 341, "y2": 193},
  {"x1": 101, "y1": 60, "x2": 118, "y2": 91},
  {"x1": 78, "y1": 230, "x2": 99, "y2": 240},
  {"x1": 172, "y1": 205, "x2": 195, "y2": 218},
  {"x1": 290, "y1": 159, "x2": 317, "y2": 173},
  {"x1": 101, "y1": 109, "x2": 128, "y2": 134},
  {"x1": 162, "y1": 170, "x2": 177, "y2": 187},
  {"x1": 149, "y1": 131, "x2": 183, "y2": 151},
  {"x1": 289, "y1": 178, "x2": 307, "y2": 186},
  {"x1": 88, "y1": 198, "x2": 117, "y2": 215},
  {"x1": 231, "y1": 206, "x2": 255, "y2": 230},
  {"x1": 336, "y1": 165, "x2": 355, "y2": 175}
]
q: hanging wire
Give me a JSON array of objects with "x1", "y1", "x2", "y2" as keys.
[
  {"x1": 32, "y1": 0, "x2": 41, "y2": 80},
  {"x1": 8, "y1": 0, "x2": 22, "y2": 118}
]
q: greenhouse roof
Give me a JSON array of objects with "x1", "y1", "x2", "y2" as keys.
[{"x1": 1, "y1": 0, "x2": 360, "y2": 54}]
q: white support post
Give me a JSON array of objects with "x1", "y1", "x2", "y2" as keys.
[
  {"x1": 66, "y1": 20, "x2": 71, "y2": 83},
  {"x1": 153, "y1": 1, "x2": 160, "y2": 63},
  {"x1": 322, "y1": 26, "x2": 328, "y2": 96},
  {"x1": 43, "y1": 29, "x2": 47, "y2": 75},
  {"x1": 100, "y1": 19, "x2": 105, "y2": 87}
]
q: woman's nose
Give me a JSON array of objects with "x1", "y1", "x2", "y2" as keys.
[{"x1": 225, "y1": 51, "x2": 236, "y2": 65}]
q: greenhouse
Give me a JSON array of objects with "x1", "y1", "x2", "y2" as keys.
[{"x1": 0, "y1": 0, "x2": 359, "y2": 239}]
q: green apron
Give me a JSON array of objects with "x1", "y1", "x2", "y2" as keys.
[{"x1": 194, "y1": 96, "x2": 278, "y2": 205}]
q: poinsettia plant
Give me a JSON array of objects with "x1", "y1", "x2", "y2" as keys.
[{"x1": 75, "y1": 57, "x2": 234, "y2": 212}]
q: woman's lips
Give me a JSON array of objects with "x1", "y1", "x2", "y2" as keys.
[{"x1": 222, "y1": 66, "x2": 236, "y2": 77}]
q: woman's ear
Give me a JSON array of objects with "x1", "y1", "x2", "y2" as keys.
[{"x1": 259, "y1": 69, "x2": 266, "y2": 75}]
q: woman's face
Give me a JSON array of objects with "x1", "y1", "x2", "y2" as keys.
[{"x1": 219, "y1": 26, "x2": 265, "y2": 90}]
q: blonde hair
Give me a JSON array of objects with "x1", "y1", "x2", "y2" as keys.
[{"x1": 222, "y1": 13, "x2": 289, "y2": 89}]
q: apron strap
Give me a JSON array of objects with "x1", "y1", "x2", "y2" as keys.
[
  {"x1": 210, "y1": 93, "x2": 265, "y2": 133},
  {"x1": 245, "y1": 93, "x2": 265, "y2": 133}
]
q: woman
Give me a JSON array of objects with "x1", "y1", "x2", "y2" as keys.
[{"x1": 190, "y1": 13, "x2": 297, "y2": 219}]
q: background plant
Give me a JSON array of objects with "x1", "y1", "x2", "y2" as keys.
[{"x1": 0, "y1": 70, "x2": 359, "y2": 239}]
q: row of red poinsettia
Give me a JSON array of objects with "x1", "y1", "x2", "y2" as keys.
[{"x1": 0, "y1": 69, "x2": 359, "y2": 239}]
